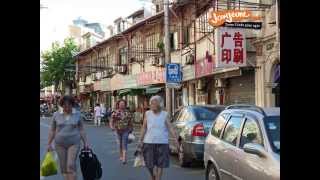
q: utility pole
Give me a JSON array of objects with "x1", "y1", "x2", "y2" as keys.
[{"x1": 164, "y1": 0, "x2": 172, "y2": 117}]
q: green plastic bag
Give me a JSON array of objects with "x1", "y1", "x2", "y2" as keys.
[{"x1": 40, "y1": 151, "x2": 58, "y2": 177}]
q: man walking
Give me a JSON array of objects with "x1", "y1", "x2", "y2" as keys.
[{"x1": 94, "y1": 103, "x2": 102, "y2": 127}]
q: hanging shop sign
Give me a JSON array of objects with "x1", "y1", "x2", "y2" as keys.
[
  {"x1": 137, "y1": 68, "x2": 165, "y2": 86},
  {"x1": 195, "y1": 55, "x2": 214, "y2": 78},
  {"x1": 215, "y1": 27, "x2": 247, "y2": 68},
  {"x1": 208, "y1": 10, "x2": 262, "y2": 27},
  {"x1": 100, "y1": 78, "x2": 111, "y2": 92},
  {"x1": 122, "y1": 75, "x2": 138, "y2": 89},
  {"x1": 182, "y1": 65, "x2": 195, "y2": 81},
  {"x1": 110, "y1": 74, "x2": 124, "y2": 91}
]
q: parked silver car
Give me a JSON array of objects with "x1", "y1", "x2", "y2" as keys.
[
  {"x1": 169, "y1": 105, "x2": 225, "y2": 167},
  {"x1": 204, "y1": 105, "x2": 280, "y2": 180}
]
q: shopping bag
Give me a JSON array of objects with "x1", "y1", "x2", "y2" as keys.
[
  {"x1": 40, "y1": 151, "x2": 58, "y2": 177},
  {"x1": 79, "y1": 148, "x2": 102, "y2": 180},
  {"x1": 128, "y1": 133, "x2": 135, "y2": 144},
  {"x1": 133, "y1": 150, "x2": 145, "y2": 167}
]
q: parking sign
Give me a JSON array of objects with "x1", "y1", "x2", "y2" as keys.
[{"x1": 166, "y1": 63, "x2": 182, "y2": 87}]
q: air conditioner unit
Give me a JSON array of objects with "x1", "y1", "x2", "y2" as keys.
[
  {"x1": 186, "y1": 54, "x2": 194, "y2": 65},
  {"x1": 101, "y1": 70, "x2": 107, "y2": 78},
  {"x1": 196, "y1": 80, "x2": 205, "y2": 90},
  {"x1": 80, "y1": 76, "x2": 85, "y2": 83},
  {"x1": 151, "y1": 57, "x2": 159, "y2": 66},
  {"x1": 96, "y1": 72, "x2": 101, "y2": 80},
  {"x1": 118, "y1": 65, "x2": 127, "y2": 73},
  {"x1": 129, "y1": 57, "x2": 135, "y2": 63},
  {"x1": 215, "y1": 79, "x2": 226, "y2": 88},
  {"x1": 113, "y1": 65, "x2": 118, "y2": 73}
]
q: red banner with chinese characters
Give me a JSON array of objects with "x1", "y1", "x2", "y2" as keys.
[
  {"x1": 195, "y1": 55, "x2": 214, "y2": 78},
  {"x1": 215, "y1": 27, "x2": 247, "y2": 68},
  {"x1": 137, "y1": 68, "x2": 165, "y2": 86}
]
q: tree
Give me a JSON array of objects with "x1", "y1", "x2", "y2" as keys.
[{"x1": 40, "y1": 38, "x2": 79, "y2": 95}]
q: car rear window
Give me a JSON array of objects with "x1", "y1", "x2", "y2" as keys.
[{"x1": 192, "y1": 107, "x2": 223, "y2": 121}]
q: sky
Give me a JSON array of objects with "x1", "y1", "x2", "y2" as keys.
[{"x1": 40, "y1": 0, "x2": 149, "y2": 55}]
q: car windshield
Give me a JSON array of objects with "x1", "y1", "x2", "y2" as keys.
[
  {"x1": 264, "y1": 116, "x2": 280, "y2": 153},
  {"x1": 192, "y1": 107, "x2": 222, "y2": 121}
]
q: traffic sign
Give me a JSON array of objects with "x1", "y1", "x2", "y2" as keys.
[{"x1": 166, "y1": 63, "x2": 182, "y2": 85}]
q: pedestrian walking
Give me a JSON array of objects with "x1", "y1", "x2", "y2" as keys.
[
  {"x1": 137, "y1": 95, "x2": 179, "y2": 180},
  {"x1": 94, "y1": 103, "x2": 102, "y2": 127},
  {"x1": 110, "y1": 99, "x2": 133, "y2": 164},
  {"x1": 47, "y1": 95, "x2": 89, "y2": 180}
]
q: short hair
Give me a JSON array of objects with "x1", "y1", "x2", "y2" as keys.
[
  {"x1": 96, "y1": 103, "x2": 100, "y2": 106},
  {"x1": 116, "y1": 99, "x2": 127, "y2": 108},
  {"x1": 149, "y1": 95, "x2": 164, "y2": 109},
  {"x1": 59, "y1": 95, "x2": 75, "y2": 107}
]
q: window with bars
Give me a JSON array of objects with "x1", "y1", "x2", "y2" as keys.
[
  {"x1": 131, "y1": 33, "x2": 144, "y2": 61},
  {"x1": 119, "y1": 47, "x2": 128, "y2": 65},
  {"x1": 197, "y1": 11, "x2": 213, "y2": 39},
  {"x1": 145, "y1": 33, "x2": 160, "y2": 56},
  {"x1": 170, "y1": 31, "x2": 178, "y2": 51}
]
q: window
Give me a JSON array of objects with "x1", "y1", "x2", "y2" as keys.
[
  {"x1": 170, "y1": 32, "x2": 178, "y2": 51},
  {"x1": 145, "y1": 33, "x2": 160, "y2": 56},
  {"x1": 222, "y1": 116, "x2": 244, "y2": 146},
  {"x1": 178, "y1": 109, "x2": 192, "y2": 122},
  {"x1": 240, "y1": 118, "x2": 263, "y2": 148},
  {"x1": 211, "y1": 114, "x2": 229, "y2": 137},
  {"x1": 197, "y1": 11, "x2": 213, "y2": 39},
  {"x1": 192, "y1": 107, "x2": 221, "y2": 121},
  {"x1": 264, "y1": 116, "x2": 280, "y2": 153},
  {"x1": 183, "y1": 26, "x2": 190, "y2": 45},
  {"x1": 119, "y1": 47, "x2": 128, "y2": 65}
]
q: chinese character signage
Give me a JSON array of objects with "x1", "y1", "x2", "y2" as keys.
[
  {"x1": 195, "y1": 55, "x2": 214, "y2": 78},
  {"x1": 137, "y1": 68, "x2": 165, "y2": 86},
  {"x1": 215, "y1": 27, "x2": 247, "y2": 68}
]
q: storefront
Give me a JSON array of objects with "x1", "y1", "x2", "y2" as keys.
[
  {"x1": 194, "y1": 53, "x2": 215, "y2": 105},
  {"x1": 181, "y1": 65, "x2": 196, "y2": 107},
  {"x1": 137, "y1": 68, "x2": 166, "y2": 108},
  {"x1": 100, "y1": 78, "x2": 112, "y2": 109}
]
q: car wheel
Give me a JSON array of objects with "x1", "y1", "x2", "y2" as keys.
[
  {"x1": 178, "y1": 143, "x2": 190, "y2": 167},
  {"x1": 206, "y1": 163, "x2": 219, "y2": 180}
]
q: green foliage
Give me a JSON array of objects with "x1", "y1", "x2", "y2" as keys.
[
  {"x1": 157, "y1": 41, "x2": 165, "y2": 53},
  {"x1": 40, "y1": 38, "x2": 79, "y2": 90}
]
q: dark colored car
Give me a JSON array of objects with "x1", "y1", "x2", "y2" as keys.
[{"x1": 169, "y1": 105, "x2": 225, "y2": 167}]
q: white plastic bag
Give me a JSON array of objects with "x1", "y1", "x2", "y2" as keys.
[
  {"x1": 133, "y1": 154, "x2": 145, "y2": 167},
  {"x1": 128, "y1": 133, "x2": 135, "y2": 143}
]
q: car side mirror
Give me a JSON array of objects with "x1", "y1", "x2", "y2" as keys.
[{"x1": 243, "y1": 143, "x2": 267, "y2": 157}]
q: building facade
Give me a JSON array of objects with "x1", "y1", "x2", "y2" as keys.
[{"x1": 74, "y1": 0, "x2": 279, "y2": 113}]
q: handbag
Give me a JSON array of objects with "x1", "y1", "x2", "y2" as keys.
[
  {"x1": 40, "y1": 151, "x2": 58, "y2": 177},
  {"x1": 133, "y1": 150, "x2": 145, "y2": 167},
  {"x1": 79, "y1": 148, "x2": 102, "y2": 180},
  {"x1": 128, "y1": 133, "x2": 135, "y2": 144}
]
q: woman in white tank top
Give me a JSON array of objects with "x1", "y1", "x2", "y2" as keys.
[{"x1": 138, "y1": 95, "x2": 179, "y2": 180}]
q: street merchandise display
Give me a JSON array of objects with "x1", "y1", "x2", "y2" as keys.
[{"x1": 40, "y1": 151, "x2": 58, "y2": 177}]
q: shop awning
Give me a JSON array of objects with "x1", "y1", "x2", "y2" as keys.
[
  {"x1": 118, "y1": 88, "x2": 144, "y2": 96},
  {"x1": 145, "y1": 87, "x2": 163, "y2": 94}
]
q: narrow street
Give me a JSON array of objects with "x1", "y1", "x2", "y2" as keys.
[{"x1": 40, "y1": 117, "x2": 205, "y2": 180}]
